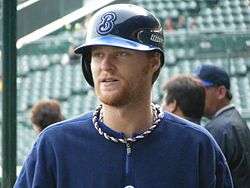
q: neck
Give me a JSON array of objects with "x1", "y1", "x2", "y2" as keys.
[
  {"x1": 102, "y1": 101, "x2": 154, "y2": 138},
  {"x1": 172, "y1": 107, "x2": 185, "y2": 118},
  {"x1": 216, "y1": 99, "x2": 230, "y2": 113}
]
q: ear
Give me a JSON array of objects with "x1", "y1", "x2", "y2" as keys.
[
  {"x1": 165, "y1": 100, "x2": 177, "y2": 113},
  {"x1": 150, "y1": 52, "x2": 161, "y2": 72},
  {"x1": 33, "y1": 125, "x2": 41, "y2": 134},
  {"x1": 217, "y1": 86, "x2": 227, "y2": 99}
]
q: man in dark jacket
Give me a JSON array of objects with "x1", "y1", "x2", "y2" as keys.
[{"x1": 195, "y1": 64, "x2": 250, "y2": 188}]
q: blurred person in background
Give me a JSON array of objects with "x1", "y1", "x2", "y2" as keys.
[
  {"x1": 176, "y1": 15, "x2": 186, "y2": 30},
  {"x1": 164, "y1": 17, "x2": 174, "y2": 31},
  {"x1": 14, "y1": 4, "x2": 233, "y2": 188},
  {"x1": 31, "y1": 99, "x2": 64, "y2": 133},
  {"x1": 194, "y1": 64, "x2": 250, "y2": 188},
  {"x1": 161, "y1": 75, "x2": 205, "y2": 124}
]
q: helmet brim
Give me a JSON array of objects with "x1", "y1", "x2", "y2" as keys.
[{"x1": 74, "y1": 36, "x2": 163, "y2": 54}]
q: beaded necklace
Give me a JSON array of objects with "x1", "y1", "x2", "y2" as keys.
[{"x1": 92, "y1": 104, "x2": 162, "y2": 143}]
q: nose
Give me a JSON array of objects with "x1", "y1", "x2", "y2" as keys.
[{"x1": 100, "y1": 54, "x2": 115, "y2": 71}]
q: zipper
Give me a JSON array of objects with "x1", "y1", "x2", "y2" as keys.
[
  {"x1": 124, "y1": 140, "x2": 135, "y2": 187},
  {"x1": 125, "y1": 141, "x2": 132, "y2": 175}
]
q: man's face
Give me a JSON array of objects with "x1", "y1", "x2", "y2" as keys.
[
  {"x1": 90, "y1": 46, "x2": 159, "y2": 106},
  {"x1": 203, "y1": 86, "x2": 220, "y2": 118}
]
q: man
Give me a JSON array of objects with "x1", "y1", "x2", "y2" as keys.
[
  {"x1": 14, "y1": 4, "x2": 233, "y2": 188},
  {"x1": 195, "y1": 64, "x2": 250, "y2": 188},
  {"x1": 161, "y1": 75, "x2": 205, "y2": 124},
  {"x1": 30, "y1": 99, "x2": 64, "y2": 133}
]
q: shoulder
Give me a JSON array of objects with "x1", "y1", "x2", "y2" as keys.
[
  {"x1": 161, "y1": 112, "x2": 230, "y2": 159},
  {"x1": 206, "y1": 107, "x2": 247, "y2": 132},
  {"x1": 160, "y1": 112, "x2": 227, "y2": 163},
  {"x1": 161, "y1": 112, "x2": 217, "y2": 145},
  {"x1": 217, "y1": 107, "x2": 243, "y2": 123},
  {"x1": 37, "y1": 112, "x2": 94, "y2": 141},
  {"x1": 162, "y1": 112, "x2": 210, "y2": 135},
  {"x1": 45, "y1": 112, "x2": 92, "y2": 130}
]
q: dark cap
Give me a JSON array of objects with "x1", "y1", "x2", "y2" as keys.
[{"x1": 193, "y1": 64, "x2": 230, "y2": 89}]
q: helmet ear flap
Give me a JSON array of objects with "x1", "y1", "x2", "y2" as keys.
[{"x1": 81, "y1": 50, "x2": 94, "y2": 87}]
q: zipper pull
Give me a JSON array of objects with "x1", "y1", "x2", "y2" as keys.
[{"x1": 126, "y1": 142, "x2": 131, "y2": 155}]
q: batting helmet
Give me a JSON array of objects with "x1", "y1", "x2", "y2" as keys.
[{"x1": 75, "y1": 4, "x2": 165, "y2": 87}]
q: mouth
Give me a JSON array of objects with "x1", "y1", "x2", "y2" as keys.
[
  {"x1": 101, "y1": 77, "x2": 118, "y2": 83},
  {"x1": 98, "y1": 77, "x2": 120, "y2": 91}
]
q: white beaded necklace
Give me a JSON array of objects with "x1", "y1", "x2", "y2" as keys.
[{"x1": 92, "y1": 104, "x2": 162, "y2": 143}]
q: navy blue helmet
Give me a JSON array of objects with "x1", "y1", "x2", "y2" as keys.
[{"x1": 75, "y1": 4, "x2": 165, "y2": 87}]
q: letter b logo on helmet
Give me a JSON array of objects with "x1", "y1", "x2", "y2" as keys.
[
  {"x1": 75, "y1": 4, "x2": 165, "y2": 87},
  {"x1": 97, "y1": 12, "x2": 117, "y2": 35}
]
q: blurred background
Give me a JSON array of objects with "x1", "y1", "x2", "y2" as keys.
[{"x1": 0, "y1": 0, "x2": 250, "y2": 185}]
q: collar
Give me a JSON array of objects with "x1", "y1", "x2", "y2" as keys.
[{"x1": 214, "y1": 104, "x2": 235, "y2": 118}]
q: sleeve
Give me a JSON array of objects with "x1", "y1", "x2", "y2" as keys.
[
  {"x1": 214, "y1": 149, "x2": 234, "y2": 188},
  {"x1": 206, "y1": 122, "x2": 240, "y2": 167},
  {"x1": 13, "y1": 134, "x2": 57, "y2": 188},
  {"x1": 198, "y1": 133, "x2": 234, "y2": 188}
]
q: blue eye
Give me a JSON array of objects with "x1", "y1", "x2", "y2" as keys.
[
  {"x1": 117, "y1": 51, "x2": 129, "y2": 57},
  {"x1": 92, "y1": 52, "x2": 103, "y2": 58}
]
